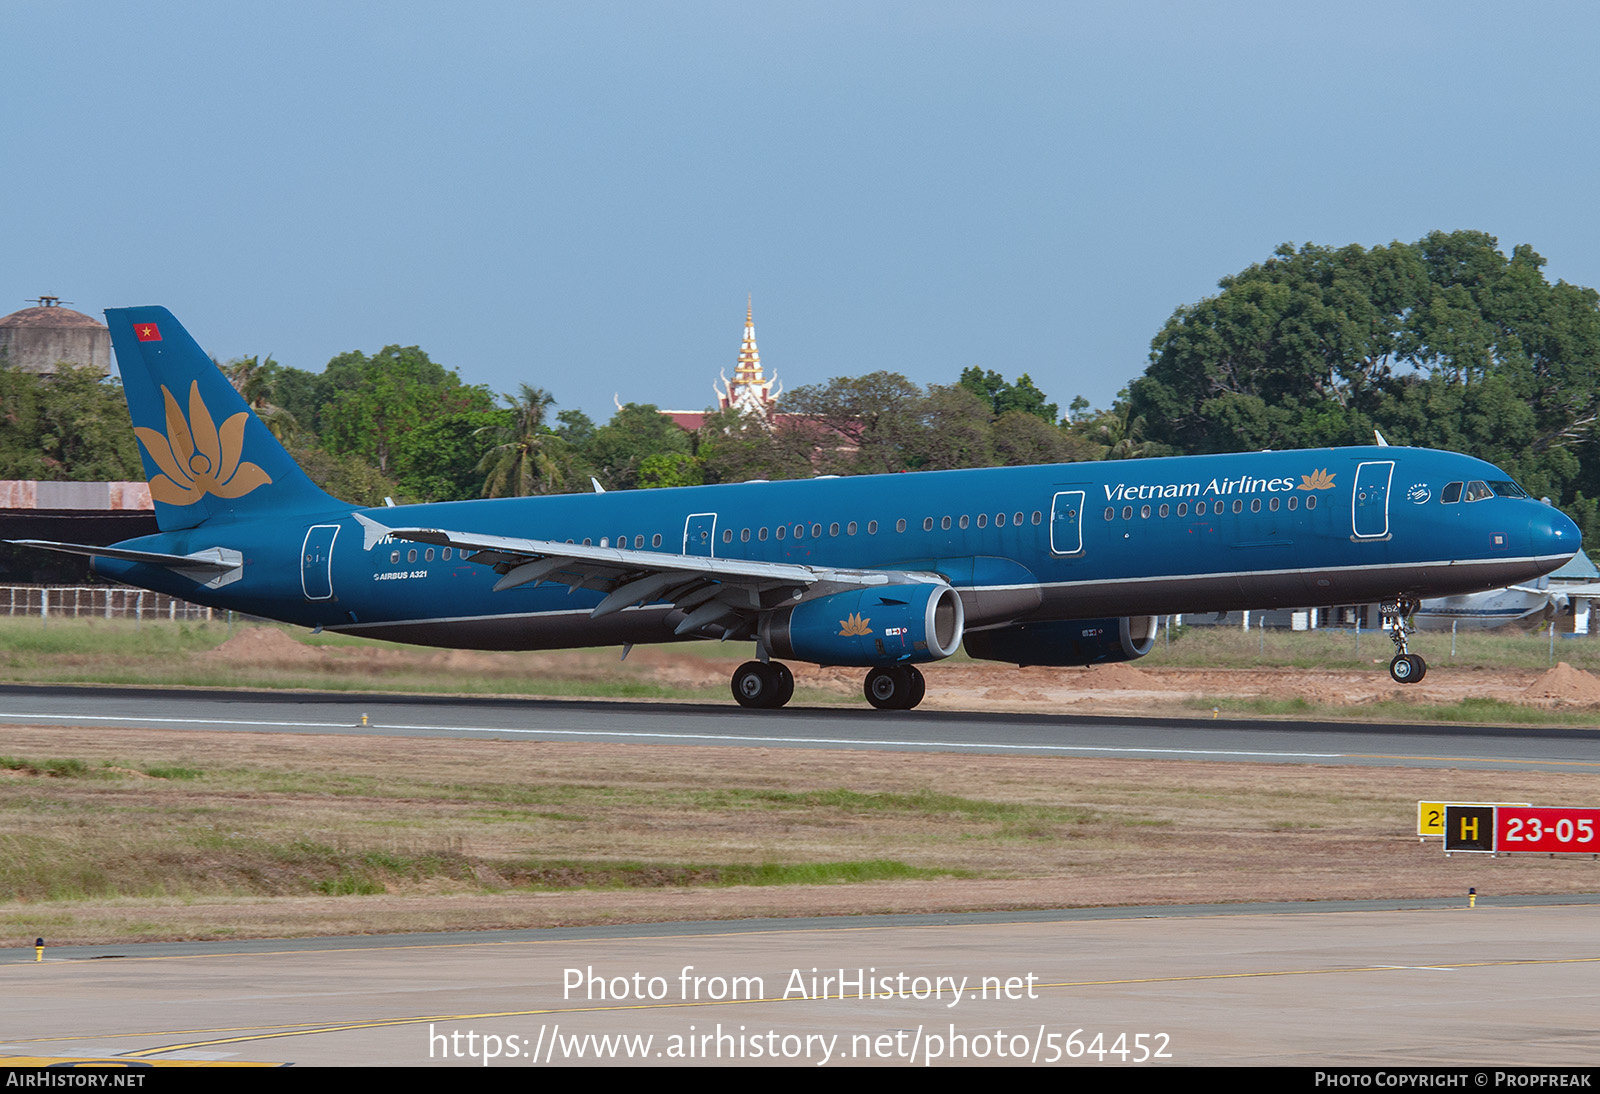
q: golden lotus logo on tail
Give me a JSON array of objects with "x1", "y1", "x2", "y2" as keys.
[
  {"x1": 133, "y1": 382, "x2": 273, "y2": 505},
  {"x1": 838, "y1": 612, "x2": 872, "y2": 637},
  {"x1": 1298, "y1": 469, "x2": 1336, "y2": 491}
]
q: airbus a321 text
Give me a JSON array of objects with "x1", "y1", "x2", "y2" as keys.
[{"x1": 9, "y1": 308, "x2": 1582, "y2": 709}]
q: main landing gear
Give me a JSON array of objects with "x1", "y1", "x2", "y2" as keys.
[
  {"x1": 731, "y1": 661, "x2": 795, "y2": 709},
  {"x1": 1383, "y1": 596, "x2": 1427, "y2": 684},
  {"x1": 864, "y1": 665, "x2": 926, "y2": 710},
  {"x1": 730, "y1": 661, "x2": 928, "y2": 710}
]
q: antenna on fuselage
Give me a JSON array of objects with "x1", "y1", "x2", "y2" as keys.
[{"x1": 1374, "y1": 429, "x2": 1389, "y2": 447}]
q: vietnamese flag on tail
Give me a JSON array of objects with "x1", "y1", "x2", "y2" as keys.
[{"x1": 134, "y1": 322, "x2": 161, "y2": 341}]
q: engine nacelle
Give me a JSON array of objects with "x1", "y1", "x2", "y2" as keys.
[
  {"x1": 963, "y1": 616, "x2": 1158, "y2": 667},
  {"x1": 759, "y1": 583, "x2": 965, "y2": 667}
]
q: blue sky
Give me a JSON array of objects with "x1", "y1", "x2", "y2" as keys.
[{"x1": 6, "y1": 2, "x2": 1599, "y2": 424}]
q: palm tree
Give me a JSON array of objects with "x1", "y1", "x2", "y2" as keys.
[
  {"x1": 475, "y1": 385, "x2": 573, "y2": 497},
  {"x1": 220, "y1": 355, "x2": 299, "y2": 442}
]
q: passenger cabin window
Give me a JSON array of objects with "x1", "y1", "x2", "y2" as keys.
[{"x1": 1441, "y1": 482, "x2": 1463, "y2": 504}]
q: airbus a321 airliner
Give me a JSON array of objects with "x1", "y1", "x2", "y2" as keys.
[{"x1": 10, "y1": 308, "x2": 1582, "y2": 710}]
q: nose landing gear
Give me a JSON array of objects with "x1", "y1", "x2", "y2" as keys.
[{"x1": 1383, "y1": 596, "x2": 1426, "y2": 684}]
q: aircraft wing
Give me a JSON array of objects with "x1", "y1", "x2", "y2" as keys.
[{"x1": 375, "y1": 520, "x2": 944, "y2": 637}]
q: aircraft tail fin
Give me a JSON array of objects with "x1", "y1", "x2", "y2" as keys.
[{"x1": 106, "y1": 306, "x2": 339, "y2": 531}]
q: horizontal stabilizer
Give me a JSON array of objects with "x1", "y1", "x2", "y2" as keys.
[{"x1": 8, "y1": 539, "x2": 244, "y2": 588}]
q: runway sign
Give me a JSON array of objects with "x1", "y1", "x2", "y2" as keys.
[
  {"x1": 1495, "y1": 807, "x2": 1600, "y2": 853},
  {"x1": 1443, "y1": 805, "x2": 1496, "y2": 853},
  {"x1": 1418, "y1": 800, "x2": 1528, "y2": 837}
]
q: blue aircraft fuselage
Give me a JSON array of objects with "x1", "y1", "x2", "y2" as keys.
[{"x1": 95, "y1": 445, "x2": 1576, "y2": 651}]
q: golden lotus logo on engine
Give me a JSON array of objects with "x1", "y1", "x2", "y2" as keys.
[
  {"x1": 134, "y1": 382, "x2": 273, "y2": 506},
  {"x1": 838, "y1": 612, "x2": 872, "y2": 637}
]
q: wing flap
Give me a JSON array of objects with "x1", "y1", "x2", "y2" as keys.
[{"x1": 375, "y1": 522, "x2": 939, "y2": 638}]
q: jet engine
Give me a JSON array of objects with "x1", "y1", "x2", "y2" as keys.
[
  {"x1": 759, "y1": 583, "x2": 965, "y2": 667},
  {"x1": 963, "y1": 616, "x2": 1158, "y2": 667}
]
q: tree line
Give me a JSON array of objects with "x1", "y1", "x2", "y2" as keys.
[{"x1": 5, "y1": 229, "x2": 1599, "y2": 550}]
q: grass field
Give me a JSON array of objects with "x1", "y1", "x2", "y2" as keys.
[
  {"x1": 2, "y1": 725, "x2": 1597, "y2": 944},
  {"x1": 2, "y1": 616, "x2": 1597, "y2": 943}
]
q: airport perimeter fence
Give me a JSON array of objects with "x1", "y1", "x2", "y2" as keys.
[{"x1": 0, "y1": 585, "x2": 215, "y2": 622}]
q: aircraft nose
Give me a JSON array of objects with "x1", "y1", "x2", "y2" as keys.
[{"x1": 1530, "y1": 506, "x2": 1581, "y2": 560}]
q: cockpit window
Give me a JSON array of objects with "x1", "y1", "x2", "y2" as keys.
[
  {"x1": 1464, "y1": 480, "x2": 1493, "y2": 502},
  {"x1": 1488, "y1": 480, "x2": 1528, "y2": 499},
  {"x1": 1440, "y1": 482, "x2": 1462, "y2": 504}
]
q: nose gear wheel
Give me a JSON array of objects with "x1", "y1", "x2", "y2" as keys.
[{"x1": 1381, "y1": 597, "x2": 1426, "y2": 684}]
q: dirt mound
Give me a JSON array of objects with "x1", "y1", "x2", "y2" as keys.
[
  {"x1": 1522, "y1": 662, "x2": 1600, "y2": 704},
  {"x1": 203, "y1": 627, "x2": 325, "y2": 665},
  {"x1": 1078, "y1": 662, "x2": 1154, "y2": 690}
]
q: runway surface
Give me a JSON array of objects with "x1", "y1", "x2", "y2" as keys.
[
  {"x1": 3, "y1": 900, "x2": 1597, "y2": 1067},
  {"x1": 2, "y1": 684, "x2": 1599, "y2": 771}
]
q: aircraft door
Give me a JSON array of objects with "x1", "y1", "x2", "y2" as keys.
[
  {"x1": 301, "y1": 524, "x2": 339, "y2": 600},
  {"x1": 684, "y1": 513, "x2": 717, "y2": 557},
  {"x1": 1050, "y1": 491, "x2": 1086, "y2": 555},
  {"x1": 1353, "y1": 461, "x2": 1394, "y2": 539}
]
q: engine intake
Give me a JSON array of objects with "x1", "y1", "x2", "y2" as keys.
[{"x1": 760, "y1": 583, "x2": 965, "y2": 666}]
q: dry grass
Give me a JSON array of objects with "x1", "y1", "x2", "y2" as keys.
[{"x1": 2, "y1": 723, "x2": 1597, "y2": 944}]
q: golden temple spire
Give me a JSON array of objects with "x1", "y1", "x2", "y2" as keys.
[{"x1": 717, "y1": 296, "x2": 781, "y2": 417}]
